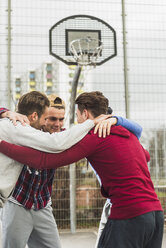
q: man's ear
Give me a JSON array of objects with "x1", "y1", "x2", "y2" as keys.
[
  {"x1": 28, "y1": 112, "x2": 38, "y2": 122},
  {"x1": 82, "y1": 109, "x2": 89, "y2": 120}
]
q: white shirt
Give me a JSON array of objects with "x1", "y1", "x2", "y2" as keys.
[{"x1": 0, "y1": 118, "x2": 94, "y2": 207}]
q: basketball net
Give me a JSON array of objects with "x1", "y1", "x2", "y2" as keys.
[{"x1": 69, "y1": 37, "x2": 103, "y2": 67}]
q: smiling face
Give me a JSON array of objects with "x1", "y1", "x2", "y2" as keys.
[
  {"x1": 44, "y1": 106, "x2": 65, "y2": 133},
  {"x1": 30, "y1": 106, "x2": 49, "y2": 130}
]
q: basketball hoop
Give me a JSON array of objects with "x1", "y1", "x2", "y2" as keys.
[{"x1": 69, "y1": 37, "x2": 103, "y2": 67}]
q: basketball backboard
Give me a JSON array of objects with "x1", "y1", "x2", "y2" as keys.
[{"x1": 49, "y1": 15, "x2": 117, "y2": 66}]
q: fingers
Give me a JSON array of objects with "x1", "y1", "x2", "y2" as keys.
[
  {"x1": 6, "y1": 111, "x2": 30, "y2": 126},
  {"x1": 18, "y1": 116, "x2": 30, "y2": 126},
  {"x1": 94, "y1": 116, "x2": 118, "y2": 138},
  {"x1": 11, "y1": 118, "x2": 17, "y2": 126},
  {"x1": 94, "y1": 123, "x2": 100, "y2": 135},
  {"x1": 98, "y1": 122, "x2": 107, "y2": 138},
  {"x1": 94, "y1": 120, "x2": 111, "y2": 138},
  {"x1": 106, "y1": 122, "x2": 112, "y2": 136},
  {"x1": 6, "y1": 112, "x2": 17, "y2": 126}
]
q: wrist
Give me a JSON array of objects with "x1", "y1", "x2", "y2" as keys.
[
  {"x1": 0, "y1": 111, "x2": 9, "y2": 118},
  {"x1": 110, "y1": 116, "x2": 118, "y2": 125}
]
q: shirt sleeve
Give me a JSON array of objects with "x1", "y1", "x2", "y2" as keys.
[
  {"x1": 0, "y1": 134, "x2": 97, "y2": 170},
  {"x1": 0, "y1": 108, "x2": 9, "y2": 117},
  {"x1": 115, "y1": 116, "x2": 142, "y2": 139},
  {"x1": 0, "y1": 119, "x2": 94, "y2": 153}
]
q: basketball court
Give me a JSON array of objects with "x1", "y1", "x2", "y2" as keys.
[{"x1": 59, "y1": 229, "x2": 166, "y2": 248}]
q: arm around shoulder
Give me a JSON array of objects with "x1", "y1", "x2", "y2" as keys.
[
  {"x1": 0, "y1": 119, "x2": 95, "y2": 153},
  {"x1": 115, "y1": 116, "x2": 143, "y2": 139}
]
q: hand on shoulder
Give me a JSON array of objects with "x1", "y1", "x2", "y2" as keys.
[
  {"x1": 93, "y1": 115, "x2": 117, "y2": 138},
  {"x1": 1, "y1": 111, "x2": 30, "y2": 126}
]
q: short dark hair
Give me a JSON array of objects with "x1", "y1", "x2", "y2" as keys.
[
  {"x1": 75, "y1": 91, "x2": 109, "y2": 117},
  {"x1": 107, "y1": 106, "x2": 113, "y2": 114},
  {"x1": 17, "y1": 91, "x2": 50, "y2": 118}
]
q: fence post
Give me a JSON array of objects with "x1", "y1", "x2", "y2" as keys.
[
  {"x1": 69, "y1": 65, "x2": 82, "y2": 233},
  {"x1": 7, "y1": 0, "x2": 12, "y2": 109},
  {"x1": 121, "y1": 0, "x2": 130, "y2": 118}
]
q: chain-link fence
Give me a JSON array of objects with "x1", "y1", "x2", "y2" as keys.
[
  {"x1": 0, "y1": 0, "x2": 166, "y2": 230},
  {"x1": 52, "y1": 160, "x2": 106, "y2": 229}
]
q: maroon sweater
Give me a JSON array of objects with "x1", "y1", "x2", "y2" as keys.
[{"x1": 0, "y1": 126, "x2": 162, "y2": 219}]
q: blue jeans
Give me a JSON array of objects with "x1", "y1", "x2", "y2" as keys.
[{"x1": 97, "y1": 211, "x2": 164, "y2": 248}]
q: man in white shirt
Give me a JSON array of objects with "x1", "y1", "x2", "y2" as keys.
[{"x1": 0, "y1": 91, "x2": 111, "y2": 248}]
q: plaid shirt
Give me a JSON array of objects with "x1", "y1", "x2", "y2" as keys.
[
  {"x1": 11, "y1": 128, "x2": 66, "y2": 210},
  {"x1": 0, "y1": 107, "x2": 62, "y2": 211},
  {"x1": 12, "y1": 165, "x2": 55, "y2": 210}
]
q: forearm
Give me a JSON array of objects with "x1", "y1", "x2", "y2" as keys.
[
  {"x1": 115, "y1": 116, "x2": 142, "y2": 139},
  {"x1": 0, "y1": 141, "x2": 67, "y2": 169},
  {"x1": 0, "y1": 136, "x2": 93, "y2": 169},
  {"x1": 0, "y1": 119, "x2": 94, "y2": 153}
]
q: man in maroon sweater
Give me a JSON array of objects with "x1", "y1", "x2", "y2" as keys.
[{"x1": 0, "y1": 91, "x2": 164, "y2": 248}]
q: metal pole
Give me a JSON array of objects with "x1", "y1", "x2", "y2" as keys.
[
  {"x1": 7, "y1": 0, "x2": 12, "y2": 108},
  {"x1": 155, "y1": 130, "x2": 159, "y2": 186},
  {"x1": 69, "y1": 65, "x2": 82, "y2": 233},
  {"x1": 121, "y1": 0, "x2": 130, "y2": 118},
  {"x1": 163, "y1": 127, "x2": 166, "y2": 178}
]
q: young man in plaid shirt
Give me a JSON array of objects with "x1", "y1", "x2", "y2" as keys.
[
  {"x1": 0, "y1": 91, "x2": 104, "y2": 248},
  {"x1": 0, "y1": 93, "x2": 64, "y2": 248}
]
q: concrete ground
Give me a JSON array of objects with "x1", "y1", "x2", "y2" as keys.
[
  {"x1": 59, "y1": 228, "x2": 166, "y2": 248},
  {"x1": 60, "y1": 230, "x2": 97, "y2": 248}
]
